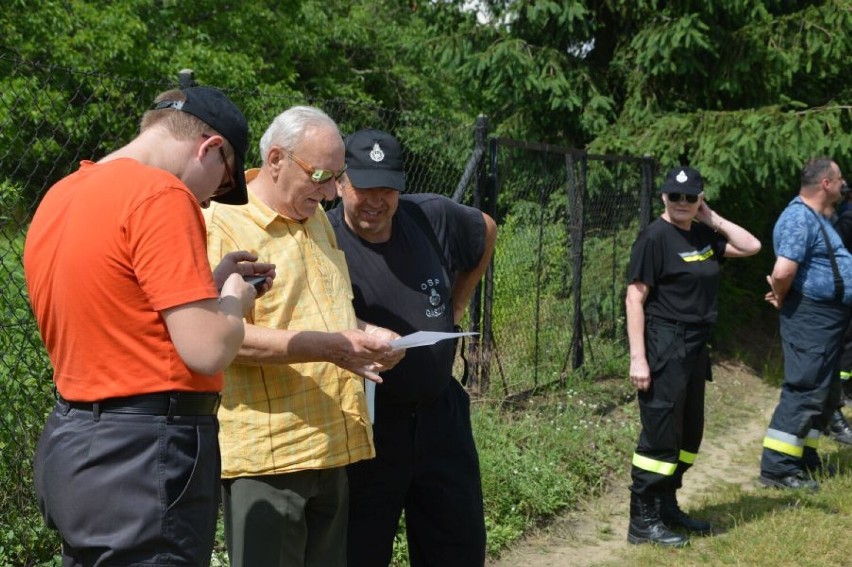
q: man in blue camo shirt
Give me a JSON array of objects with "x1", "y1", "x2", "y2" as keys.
[{"x1": 761, "y1": 156, "x2": 852, "y2": 491}]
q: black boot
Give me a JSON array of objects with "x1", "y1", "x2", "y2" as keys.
[
  {"x1": 627, "y1": 492, "x2": 689, "y2": 547},
  {"x1": 658, "y1": 489, "x2": 712, "y2": 535},
  {"x1": 828, "y1": 410, "x2": 852, "y2": 446}
]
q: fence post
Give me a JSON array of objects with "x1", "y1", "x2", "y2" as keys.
[
  {"x1": 453, "y1": 115, "x2": 488, "y2": 203},
  {"x1": 568, "y1": 154, "x2": 586, "y2": 370},
  {"x1": 479, "y1": 137, "x2": 497, "y2": 395},
  {"x1": 477, "y1": 138, "x2": 500, "y2": 393},
  {"x1": 468, "y1": 115, "x2": 489, "y2": 394},
  {"x1": 640, "y1": 155, "x2": 654, "y2": 230}
]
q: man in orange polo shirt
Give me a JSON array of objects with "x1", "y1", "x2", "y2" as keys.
[{"x1": 24, "y1": 86, "x2": 273, "y2": 566}]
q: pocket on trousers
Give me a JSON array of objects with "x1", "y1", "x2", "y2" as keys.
[
  {"x1": 638, "y1": 398, "x2": 677, "y2": 451},
  {"x1": 452, "y1": 379, "x2": 471, "y2": 417},
  {"x1": 696, "y1": 345, "x2": 713, "y2": 382},
  {"x1": 162, "y1": 423, "x2": 201, "y2": 511},
  {"x1": 784, "y1": 340, "x2": 827, "y2": 390},
  {"x1": 646, "y1": 323, "x2": 682, "y2": 374}
]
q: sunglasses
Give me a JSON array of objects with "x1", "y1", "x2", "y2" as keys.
[
  {"x1": 214, "y1": 147, "x2": 236, "y2": 197},
  {"x1": 666, "y1": 192, "x2": 699, "y2": 204},
  {"x1": 201, "y1": 134, "x2": 236, "y2": 198},
  {"x1": 288, "y1": 151, "x2": 347, "y2": 184}
]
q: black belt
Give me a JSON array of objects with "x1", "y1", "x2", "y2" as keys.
[
  {"x1": 61, "y1": 392, "x2": 221, "y2": 416},
  {"x1": 646, "y1": 315, "x2": 712, "y2": 330}
]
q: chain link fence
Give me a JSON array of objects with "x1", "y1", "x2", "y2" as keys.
[
  {"x1": 0, "y1": 53, "x2": 655, "y2": 563},
  {"x1": 475, "y1": 138, "x2": 654, "y2": 398}
]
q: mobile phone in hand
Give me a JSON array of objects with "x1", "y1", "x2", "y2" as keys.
[{"x1": 242, "y1": 275, "x2": 267, "y2": 291}]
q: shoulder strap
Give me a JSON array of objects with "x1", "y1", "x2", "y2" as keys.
[
  {"x1": 399, "y1": 199, "x2": 451, "y2": 274},
  {"x1": 398, "y1": 199, "x2": 471, "y2": 386},
  {"x1": 800, "y1": 202, "x2": 844, "y2": 302}
]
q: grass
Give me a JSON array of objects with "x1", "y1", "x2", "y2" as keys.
[
  {"x1": 13, "y1": 318, "x2": 850, "y2": 567},
  {"x1": 493, "y1": 356, "x2": 852, "y2": 567},
  {"x1": 605, "y1": 461, "x2": 852, "y2": 567},
  {"x1": 207, "y1": 366, "x2": 640, "y2": 566},
  {"x1": 643, "y1": 378, "x2": 841, "y2": 567}
]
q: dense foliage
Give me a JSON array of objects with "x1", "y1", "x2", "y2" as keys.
[{"x1": 4, "y1": 0, "x2": 850, "y2": 268}]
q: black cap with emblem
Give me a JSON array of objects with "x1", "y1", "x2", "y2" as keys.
[
  {"x1": 344, "y1": 129, "x2": 406, "y2": 192},
  {"x1": 661, "y1": 166, "x2": 704, "y2": 196}
]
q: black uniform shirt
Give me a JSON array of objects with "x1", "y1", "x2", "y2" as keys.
[
  {"x1": 628, "y1": 218, "x2": 728, "y2": 325},
  {"x1": 329, "y1": 193, "x2": 486, "y2": 405}
]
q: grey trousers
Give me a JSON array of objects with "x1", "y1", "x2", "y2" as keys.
[{"x1": 34, "y1": 401, "x2": 220, "y2": 566}]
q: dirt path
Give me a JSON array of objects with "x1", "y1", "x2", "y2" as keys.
[{"x1": 488, "y1": 360, "x2": 780, "y2": 567}]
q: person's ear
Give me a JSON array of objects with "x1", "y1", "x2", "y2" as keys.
[
  {"x1": 197, "y1": 134, "x2": 224, "y2": 160},
  {"x1": 267, "y1": 146, "x2": 285, "y2": 172}
]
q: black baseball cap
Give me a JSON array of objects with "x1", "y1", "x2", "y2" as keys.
[
  {"x1": 344, "y1": 129, "x2": 406, "y2": 192},
  {"x1": 661, "y1": 166, "x2": 704, "y2": 196},
  {"x1": 155, "y1": 86, "x2": 249, "y2": 205}
]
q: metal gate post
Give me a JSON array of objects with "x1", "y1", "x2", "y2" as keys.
[
  {"x1": 468, "y1": 115, "x2": 489, "y2": 393},
  {"x1": 640, "y1": 155, "x2": 654, "y2": 230},
  {"x1": 569, "y1": 155, "x2": 586, "y2": 370}
]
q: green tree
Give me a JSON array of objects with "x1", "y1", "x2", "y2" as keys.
[
  {"x1": 421, "y1": 0, "x2": 852, "y2": 342},
  {"x1": 0, "y1": 0, "x2": 470, "y2": 205},
  {"x1": 420, "y1": 0, "x2": 851, "y2": 171}
]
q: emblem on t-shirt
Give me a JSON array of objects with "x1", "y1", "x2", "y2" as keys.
[
  {"x1": 370, "y1": 143, "x2": 385, "y2": 163},
  {"x1": 679, "y1": 245, "x2": 714, "y2": 262},
  {"x1": 421, "y1": 277, "x2": 446, "y2": 318}
]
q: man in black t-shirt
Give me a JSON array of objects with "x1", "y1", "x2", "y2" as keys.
[
  {"x1": 827, "y1": 184, "x2": 852, "y2": 443},
  {"x1": 329, "y1": 129, "x2": 496, "y2": 567}
]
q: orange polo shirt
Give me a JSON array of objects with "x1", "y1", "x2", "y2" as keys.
[{"x1": 24, "y1": 158, "x2": 221, "y2": 401}]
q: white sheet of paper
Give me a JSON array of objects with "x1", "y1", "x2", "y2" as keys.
[
  {"x1": 365, "y1": 379, "x2": 376, "y2": 424},
  {"x1": 389, "y1": 330, "x2": 479, "y2": 351},
  {"x1": 365, "y1": 331, "x2": 478, "y2": 422}
]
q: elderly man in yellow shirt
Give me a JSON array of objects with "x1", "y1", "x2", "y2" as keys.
[{"x1": 204, "y1": 105, "x2": 403, "y2": 567}]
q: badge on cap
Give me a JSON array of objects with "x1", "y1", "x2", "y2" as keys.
[
  {"x1": 370, "y1": 143, "x2": 385, "y2": 163},
  {"x1": 676, "y1": 170, "x2": 688, "y2": 183}
]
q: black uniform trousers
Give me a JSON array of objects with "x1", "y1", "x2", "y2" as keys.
[
  {"x1": 836, "y1": 314, "x2": 852, "y2": 401},
  {"x1": 630, "y1": 317, "x2": 712, "y2": 496},
  {"x1": 346, "y1": 379, "x2": 486, "y2": 567},
  {"x1": 761, "y1": 292, "x2": 850, "y2": 477}
]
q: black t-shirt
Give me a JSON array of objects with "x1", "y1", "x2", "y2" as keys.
[
  {"x1": 329, "y1": 193, "x2": 486, "y2": 404},
  {"x1": 628, "y1": 218, "x2": 728, "y2": 324}
]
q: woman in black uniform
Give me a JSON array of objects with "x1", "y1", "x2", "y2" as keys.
[{"x1": 625, "y1": 166, "x2": 761, "y2": 547}]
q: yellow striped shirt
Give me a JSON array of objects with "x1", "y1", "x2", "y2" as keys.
[{"x1": 204, "y1": 183, "x2": 373, "y2": 478}]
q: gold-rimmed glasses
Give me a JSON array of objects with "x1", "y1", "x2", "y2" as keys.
[{"x1": 287, "y1": 151, "x2": 347, "y2": 184}]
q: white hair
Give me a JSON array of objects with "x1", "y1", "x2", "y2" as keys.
[{"x1": 258, "y1": 106, "x2": 340, "y2": 164}]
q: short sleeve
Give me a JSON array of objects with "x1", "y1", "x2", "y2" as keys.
[
  {"x1": 408, "y1": 194, "x2": 486, "y2": 273},
  {"x1": 705, "y1": 224, "x2": 728, "y2": 264},
  {"x1": 627, "y1": 227, "x2": 661, "y2": 288},
  {"x1": 124, "y1": 188, "x2": 217, "y2": 311},
  {"x1": 774, "y1": 204, "x2": 816, "y2": 263}
]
